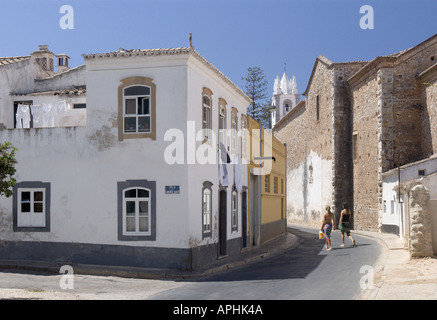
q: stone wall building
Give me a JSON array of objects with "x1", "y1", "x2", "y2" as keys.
[
  {"x1": 274, "y1": 34, "x2": 437, "y2": 231},
  {"x1": 273, "y1": 56, "x2": 365, "y2": 227}
]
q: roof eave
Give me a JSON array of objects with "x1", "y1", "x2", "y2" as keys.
[{"x1": 83, "y1": 47, "x2": 252, "y2": 105}]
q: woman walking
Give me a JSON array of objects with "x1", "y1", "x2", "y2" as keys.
[
  {"x1": 339, "y1": 203, "x2": 356, "y2": 247},
  {"x1": 321, "y1": 205, "x2": 335, "y2": 251}
]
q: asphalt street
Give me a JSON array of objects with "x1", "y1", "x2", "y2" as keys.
[
  {"x1": 0, "y1": 226, "x2": 381, "y2": 300},
  {"x1": 148, "y1": 226, "x2": 382, "y2": 300}
]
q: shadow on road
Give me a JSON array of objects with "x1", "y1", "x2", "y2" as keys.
[{"x1": 194, "y1": 226, "x2": 327, "y2": 282}]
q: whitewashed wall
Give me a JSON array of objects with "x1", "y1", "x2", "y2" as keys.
[
  {"x1": 0, "y1": 59, "x2": 47, "y2": 128},
  {"x1": 34, "y1": 65, "x2": 85, "y2": 92},
  {"x1": 186, "y1": 55, "x2": 249, "y2": 248},
  {"x1": 0, "y1": 52, "x2": 249, "y2": 254},
  {"x1": 287, "y1": 150, "x2": 333, "y2": 226},
  {"x1": 382, "y1": 156, "x2": 437, "y2": 234}
]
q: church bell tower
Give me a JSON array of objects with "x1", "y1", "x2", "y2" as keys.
[{"x1": 271, "y1": 71, "x2": 300, "y2": 128}]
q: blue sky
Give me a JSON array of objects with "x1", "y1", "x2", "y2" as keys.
[{"x1": 0, "y1": 0, "x2": 436, "y2": 99}]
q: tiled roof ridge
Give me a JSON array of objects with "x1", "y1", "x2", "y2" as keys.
[
  {"x1": 35, "y1": 64, "x2": 86, "y2": 80},
  {"x1": 0, "y1": 55, "x2": 31, "y2": 66},
  {"x1": 82, "y1": 47, "x2": 191, "y2": 59},
  {"x1": 11, "y1": 85, "x2": 86, "y2": 97}
]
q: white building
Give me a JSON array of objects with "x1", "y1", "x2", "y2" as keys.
[
  {"x1": 0, "y1": 45, "x2": 86, "y2": 130},
  {"x1": 271, "y1": 72, "x2": 300, "y2": 127},
  {"x1": 0, "y1": 44, "x2": 251, "y2": 270},
  {"x1": 382, "y1": 155, "x2": 437, "y2": 251}
]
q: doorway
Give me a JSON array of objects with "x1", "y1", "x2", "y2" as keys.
[
  {"x1": 219, "y1": 189, "x2": 227, "y2": 256},
  {"x1": 249, "y1": 173, "x2": 260, "y2": 246},
  {"x1": 242, "y1": 189, "x2": 248, "y2": 248}
]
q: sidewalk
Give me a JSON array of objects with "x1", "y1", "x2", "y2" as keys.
[{"x1": 354, "y1": 229, "x2": 437, "y2": 300}]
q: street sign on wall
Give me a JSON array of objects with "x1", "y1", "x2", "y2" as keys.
[{"x1": 165, "y1": 185, "x2": 180, "y2": 194}]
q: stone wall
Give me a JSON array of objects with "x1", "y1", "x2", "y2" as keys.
[
  {"x1": 392, "y1": 41, "x2": 437, "y2": 167},
  {"x1": 418, "y1": 64, "x2": 437, "y2": 157},
  {"x1": 274, "y1": 59, "x2": 365, "y2": 227},
  {"x1": 274, "y1": 58, "x2": 334, "y2": 227},
  {"x1": 274, "y1": 35, "x2": 437, "y2": 232},
  {"x1": 332, "y1": 63, "x2": 366, "y2": 226},
  {"x1": 348, "y1": 37, "x2": 437, "y2": 231},
  {"x1": 409, "y1": 184, "x2": 433, "y2": 258},
  {"x1": 349, "y1": 70, "x2": 381, "y2": 230}
]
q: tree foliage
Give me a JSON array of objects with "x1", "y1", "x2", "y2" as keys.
[
  {"x1": 242, "y1": 66, "x2": 271, "y2": 128},
  {"x1": 0, "y1": 142, "x2": 17, "y2": 198}
]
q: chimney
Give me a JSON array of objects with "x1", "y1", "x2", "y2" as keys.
[
  {"x1": 31, "y1": 45, "x2": 55, "y2": 75},
  {"x1": 56, "y1": 53, "x2": 70, "y2": 73}
]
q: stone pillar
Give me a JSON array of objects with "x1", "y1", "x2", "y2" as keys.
[{"x1": 409, "y1": 183, "x2": 433, "y2": 258}]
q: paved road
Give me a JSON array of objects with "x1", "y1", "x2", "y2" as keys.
[
  {"x1": 0, "y1": 226, "x2": 381, "y2": 300},
  {"x1": 149, "y1": 226, "x2": 382, "y2": 300}
]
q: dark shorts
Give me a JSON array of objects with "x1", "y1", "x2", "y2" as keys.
[{"x1": 340, "y1": 222, "x2": 351, "y2": 235}]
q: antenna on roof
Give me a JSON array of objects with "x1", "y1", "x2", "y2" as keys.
[{"x1": 189, "y1": 33, "x2": 193, "y2": 48}]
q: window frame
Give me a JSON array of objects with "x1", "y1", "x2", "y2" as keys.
[
  {"x1": 240, "y1": 115, "x2": 248, "y2": 162},
  {"x1": 231, "y1": 107, "x2": 238, "y2": 155},
  {"x1": 118, "y1": 77, "x2": 156, "y2": 141},
  {"x1": 117, "y1": 180, "x2": 156, "y2": 241},
  {"x1": 202, "y1": 88, "x2": 213, "y2": 143},
  {"x1": 273, "y1": 176, "x2": 278, "y2": 194},
  {"x1": 13, "y1": 181, "x2": 50, "y2": 232},
  {"x1": 122, "y1": 187, "x2": 152, "y2": 236},
  {"x1": 231, "y1": 188, "x2": 238, "y2": 232},
  {"x1": 353, "y1": 132, "x2": 358, "y2": 161},
  {"x1": 123, "y1": 86, "x2": 152, "y2": 135},
  {"x1": 218, "y1": 98, "x2": 227, "y2": 148},
  {"x1": 265, "y1": 174, "x2": 270, "y2": 193},
  {"x1": 202, "y1": 181, "x2": 213, "y2": 238}
]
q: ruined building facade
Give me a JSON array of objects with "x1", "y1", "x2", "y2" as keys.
[{"x1": 274, "y1": 34, "x2": 437, "y2": 231}]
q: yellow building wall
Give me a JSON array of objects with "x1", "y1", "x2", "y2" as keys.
[{"x1": 247, "y1": 116, "x2": 286, "y2": 244}]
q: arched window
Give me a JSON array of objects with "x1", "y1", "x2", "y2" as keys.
[
  {"x1": 202, "y1": 88, "x2": 213, "y2": 142},
  {"x1": 218, "y1": 98, "x2": 227, "y2": 147},
  {"x1": 123, "y1": 85, "x2": 151, "y2": 134},
  {"x1": 118, "y1": 77, "x2": 156, "y2": 141},
  {"x1": 283, "y1": 99, "x2": 292, "y2": 114},
  {"x1": 231, "y1": 188, "x2": 238, "y2": 231},
  {"x1": 202, "y1": 181, "x2": 213, "y2": 238},
  {"x1": 231, "y1": 108, "x2": 238, "y2": 154},
  {"x1": 122, "y1": 187, "x2": 151, "y2": 236},
  {"x1": 240, "y1": 114, "x2": 248, "y2": 162}
]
